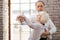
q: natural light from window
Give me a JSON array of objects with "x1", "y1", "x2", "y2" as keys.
[{"x1": 11, "y1": 0, "x2": 38, "y2": 40}]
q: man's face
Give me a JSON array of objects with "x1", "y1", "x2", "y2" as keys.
[{"x1": 36, "y1": 2, "x2": 44, "y2": 11}]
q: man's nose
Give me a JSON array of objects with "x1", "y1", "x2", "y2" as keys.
[{"x1": 38, "y1": 7, "x2": 42, "y2": 9}]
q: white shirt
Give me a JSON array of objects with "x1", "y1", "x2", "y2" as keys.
[
  {"x1": 21, "y1": 17, "x2": 56, "y2": 40},
  {"x1": 21, "y1": 11, "x2": 57, "y2": 40},
  {"x1": 14, "y1": 11, "x2": 57, "y2": 40}
]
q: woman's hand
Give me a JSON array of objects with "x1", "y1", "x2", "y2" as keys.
[{"x1": 36, "y1": 15, "x2": 41, "y2": 23}]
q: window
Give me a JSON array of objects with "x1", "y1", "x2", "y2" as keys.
[{"x1": 10, "y1": 0, "x2": 38, "y2": 40}]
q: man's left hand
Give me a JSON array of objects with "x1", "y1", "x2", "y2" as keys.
[{"x1": 42, "y1": 32, "x2": 50, "y2": 36}]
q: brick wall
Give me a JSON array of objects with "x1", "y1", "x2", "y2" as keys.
[
  {"x1": 0, "y1": 0, "x2": 3, "y2": 40},
  {"x1": 3, "y1": 0, "x2": 9, "y2": 40},
  {"x1": 39, "y1": 0, "x2": 60, "y2": 40}
]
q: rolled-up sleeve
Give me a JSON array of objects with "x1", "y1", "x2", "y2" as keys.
[{"x1": 48, "y1": 19, "x2": 57, "y2": 34}]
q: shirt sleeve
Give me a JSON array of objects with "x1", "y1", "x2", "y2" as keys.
[
  {"x1": 48, "y1": 19, "x2": 57, "y2": 34},
  {"x1": 22, "y1": 16, "x2": 43, "y2": 29}
]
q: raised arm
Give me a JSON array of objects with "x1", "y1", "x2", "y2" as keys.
[{"x1": 21, "y1": 16, "x2": 43, "y2": 29}]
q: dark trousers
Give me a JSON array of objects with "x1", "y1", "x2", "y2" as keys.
[{"x1": 40, "y1": 38, "x2": 47, "y2": 40}]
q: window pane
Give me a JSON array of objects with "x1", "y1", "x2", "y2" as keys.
[
  {"x1": 31, "y1": 0, "x2": 38, "y2": 3},
  {"x1": 11, "y1": 4, "x2": 21, "y2": 24},
  {"x1": 21, "y1": 4, "x2": 29, "y2": 11},
  {"x1": 11, "y1": 4, "x2": 20, "y2": 11},
  {"x1": 11, "y1": 0, "x2": 20, "y2": 3},
  {"x1": 11, "y1": 25, "x2": 21, "y2": 40},
  {"x1": 21, "y1": 0, "x2": 29, "y2": 3},
  {"x1": 21, "y1": 25, "x2": 30, "y2": 31},
  {"x1": 23, "y1": 10, "x2": 31, "y2": 18},
  {"x1": 31, "y1": 3, "x2": 36, "y2": 10},
  {"x1": 21, "y1": 32, "x2": 30, "y2": 40}
]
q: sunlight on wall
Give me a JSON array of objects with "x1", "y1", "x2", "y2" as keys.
[{"x1": 3, "y1": 0, "x2": 9, "y2": 40}]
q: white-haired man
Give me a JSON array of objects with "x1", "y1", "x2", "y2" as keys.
[{"x1": 16, "y1": 1, "x2": 57, "y2": 40}]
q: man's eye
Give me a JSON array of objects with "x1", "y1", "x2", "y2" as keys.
[
  {"x1": 41, "y1": 5, "x2": 43, "y2": 7},
  {"x1": 37, "y1": 6, "x2": 39, "y2": 7}
]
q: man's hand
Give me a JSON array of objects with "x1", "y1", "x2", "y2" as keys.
[
  {"x1": 17, "y1": 16, "x2": 25, "y2": 22},
  {"x1": 42, "y1": 28, "x2": 50, "y2": 36},
  {"x1": 42, "y1": 32, "x2": 50, "y2": 36}
]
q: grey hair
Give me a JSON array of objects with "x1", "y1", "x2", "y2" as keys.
[
  {"x1": 39, "y1": 12, "x2": 49, "y2": 24},
  {"x1": 35, "y1": 1, "x2": 45, "y2": 6}
]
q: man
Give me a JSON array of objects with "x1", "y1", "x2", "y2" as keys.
[{"x1": 16, "y1": 1, "x2": 57, "y2": 40}]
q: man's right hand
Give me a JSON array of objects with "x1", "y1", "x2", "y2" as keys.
[{"x1": 17, "y1": 16, "x2": 25, "y2": 22}]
